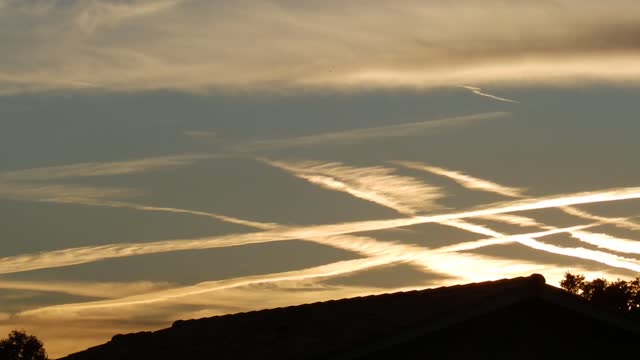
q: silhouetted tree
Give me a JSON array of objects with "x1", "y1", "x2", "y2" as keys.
[
  {"x1": 560, "y1": 272, "x2": 640, "y2": 316},
  {"x1": 0, "y1": 330, "x2": 48, "y2": 360}
]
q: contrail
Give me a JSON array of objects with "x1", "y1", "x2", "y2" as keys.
[
  {"x1": 400, "y1": 161, "x2": 640, "y2": 232},
  {"x1": 12, "y1": 157, "x2": 635, "y2": 266},
  {"x1": 515, "y1": 236, "x2": 640, "y2": 272},
  {"x1": 11, "y1": 230, "x2": 578, "y2": 314},
  {"x1": 7, "y1": 158, "x2": 614, "y2": 280},
  {"x1": 433, "y1": 224, "x2": 595, "y2": 253},
  {"x1": 0, "y1": 182, "x2": 138, "y2": 203},
  {"x1": 265, "y1": 159, "x2": 444, "y2": 215},
  {"x1": 268, "y1": 159, "x2": 640, "y2": 273},
  {"x1": 19, "y1": 224, "x2": 614, "y2": 316},
  {"x1": 0, "y1": 280, "x2": 172, "y2": 299},
  {"x1": 400, "y1": 162, "x2": 640, "y2": 261},
  {"x1": 476, "y1": 214, "x2": 549, "y2": 228},
  {"x1": 394, "y1": 161, "x2": 525, "y2": 198},
  {"x1": 457, "y1": 85, "x2": 520, "y2": 104},
  {"x1": 0, "y1": 186, "x2": 279, "y2": 231},
  {"x1": 19, "y1": 256, "x2": 400, "y2": 312},
  {"x1": 570, "y1": 231, "x2": 640, "y2": 255},
  {"x1": 237, "y1": 112, "x2": 510, "y2": 152},
  {"x1": 2, "y1": 186, "x2": 639, "y2": 275},
  {"x1": 0, "y1": 154, "x2": 220, "y2": 182},
  {"x1": 266, "y1": 158, "x2": 633, "y2": 270},
  {"x1": 560, "y1": 206, "x2": 640, "y2": 231},
  {"x1": 81, "y1": 199, "x2": 280, "y2": 230}
]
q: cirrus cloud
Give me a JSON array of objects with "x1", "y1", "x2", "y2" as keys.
[{"x1": 1, "y1": 0, "x2": 640, "y2": 94}]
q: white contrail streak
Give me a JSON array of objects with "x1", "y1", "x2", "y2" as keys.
[
  {"x1": 458, "y1": 85, "x2": 520, "y2": 103},
  {"x1": 560, "y1": 206, "x2": 640, "y2": 231},
  {"x1": 80, "y1": 199, "x2": 280, "y2": 230},
  {"x1": 570, "y1": 231, "x2": 640, "y2": 255},
  {"x1": 0, "y1": 183, "x2": 278, "y2": 231},
  {"x1": 2, "y1": 186, "x2": 639, "y2": 275},
  {"x1": 268, "y1": 159, "x2": 640, "y2": 273},
  {"x1": 265, "y1": 160, "x2": 444, "y2": 215},
  {"x1": 515, "y1": 236, "x2": 640, "y2": 272},
  {"x1": 401, "y1": 162, "x2": 640, "y2": 262},
  {"x1": 18, "y1": 225, "x2": 613, "y2": 316},
  {"x1": 0, "y1": 182, "x2": 138, "y2": 203},
  {"x1": 476, "y1": 214, "x2": 549, "y2": 228},
  {"x1": 0, "y1": 280, "x2": 172, "y2": 299},
  {"x1": 401, "y1": 161, "x2": 640, "y2": 232},
  {"x1": 238, "y1": 112, "x2": 509, "y2": 152},
  {"x1": 394, "y1": 161, "x2": 525, "y2": 198},
  {"x1": 433, "y1": 224, "x2": 595, "y2": 253},
  {"x1": 266, "y1": 159, "x2": 638, "y2": 271},
  {"x1": 19, "y1": 256, "x2": 402, "y2": 312},
  {"x1": 9, "y1": 158, "x2": 632, "y2": 279},
  {"x1": 0, "y1": 154, "x2": 220, "y2": 181}
]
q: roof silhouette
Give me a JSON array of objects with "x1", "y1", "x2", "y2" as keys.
[{"x1": 61, "y1": 274, "x2": 640, "y2": 359}]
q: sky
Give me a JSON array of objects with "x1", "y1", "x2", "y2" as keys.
[{"x1": 1, "y1": 0, "x2": 639, "y2": 357}]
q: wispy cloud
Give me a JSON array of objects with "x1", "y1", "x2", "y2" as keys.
[
  {"x1": 266, "y1": 160, "x2": 444, "y2": 214},
  {"x1": 72, "y1": 0, "x2": 182, "y2": 34},
  {"x1": 0, "y1": 154, "x2": 218, "y2": 182},
  {"x1": 476, "y1": 214, "x2": 549, "y2": 228},
  {"x1": 400, "y1": 162, "x2": 640, "y2": 264},
  {"x1": 433, "y1": 224, "x2": 591, "y2": 253},
  {"x1": 73, "y1": 199, "x2": 280, "y2": 230},
  {"x1": 0, "y1": 182, "x2": 137, "y2": 203},
  {"x1": 18, "y1": 256, "x2": 399, "y2": 313},
  {"x1": 16, "y1": 260, "x2": 624, "y2": 360},
  {"x1": 265, "y1": 158, "x2": 629, "y2": 275},
  {"x1": 2, "y1": 0, "x2": 640, "y2": 93},
  {"x1": 240, "y1": 112, "x2": 509, "y2": 152},
  {"x1": 10, "y1": 284, "x2": 425, "y2": 359},
  {"x1": 457, "y1": 85, "x2": 519, "y2": 103},
  {"x1": 570, "y1": 231, "x2": 640, "y2": 255},
  {"x1": 0, "y1": 183, "x2": 277, "y2": 230},
  {"x1": 0, "y1": 153, "x2": 268, "y2": 230},
  {"x1": 395, "y1": 161, "x2": 526, "y2": 198},
  {"x1": 515, "y1": 236, "x2": 640, "y2": 273},
  {"x1": 15, "y1": 224, "x2": 605, "y2": 319},
  {"x1": 560, "y1": 206, "x2": 640, "y2": 231},
  {"x1": 0, "y1": 280, "x2": 172, "y2": 299},
  {"x1": 400, "y1": 161, "x2": 640, "y2": 231},
  {"x1": 18, "y1": 228, "x2": 625, "y2": 321},
  {"x1": 264, "y1": 158, "x2": 639, "y2": 274},
  {"x1": 2, "y1": 185, "x2": 639, "y2": 275}
]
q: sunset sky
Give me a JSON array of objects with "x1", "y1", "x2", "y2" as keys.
[{"x1": 1, "y1": 0, "x2": 639, "y2": 357}]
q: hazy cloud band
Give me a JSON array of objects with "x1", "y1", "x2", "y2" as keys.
[{"x1": 2, "y1": 0, "x2": 640, "y2": 93}]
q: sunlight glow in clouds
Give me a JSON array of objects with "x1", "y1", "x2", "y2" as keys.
[
  {"x1": 266, "y1": 160, "x2": 640, "y2": 274},
  {"x1": 8, "y1": 154, "x2": 634, "y2": 321},
  {"x1": 1, "y1": 0, "x2": 640, "y2": 93},
  {"x1": 266, "y1": 160, "x2": 444, "y2": 214},
  {"x1": 2, "y1": 185, "x2": 639, "y2": 275},
  {"x1": 399, "y1": 161, "x2": 640, "y2": 233},
  {"x1": 18, "y1": 224, "x2": 624, "y2": 320},
  {"x1": 402, "y1": 162, "x2": 640, "y2": 265},
  {"x1": 395, "y1": 161, "x2": 526, "y2": 198},
  {"x1": 5, "y1": 155, "x2": 638, "y2": 358},
  {"x1": 570, "y1": 231, "x2": 640, "y2": 255},
  {"x1": 0, "y1": 280, "x2": 172, "y2": 299},
  {"x1": 2, "y1": 3, "x2": 639, "y2": 356}
]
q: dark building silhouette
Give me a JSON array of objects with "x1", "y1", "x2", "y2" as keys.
[{"x1": 61, "y1": 274, "x2": 640, "y2": 359}]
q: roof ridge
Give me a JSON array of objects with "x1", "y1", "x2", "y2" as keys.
[{"x1": 171, "y1": 274, "x2": 547, "y2": 329}]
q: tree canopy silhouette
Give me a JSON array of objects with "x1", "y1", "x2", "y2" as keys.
[
  {"x1": 0, "y1": 330, "x2": 48, "y2": 360},
  {"x1": 560, "y1": 272, "x2": 640, "y2": 316}
]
